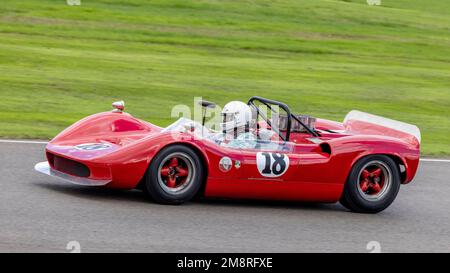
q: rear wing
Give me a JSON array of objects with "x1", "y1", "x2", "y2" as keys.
[{"x1": 343, "y1": 110, "x2": 421, "y2": 145}]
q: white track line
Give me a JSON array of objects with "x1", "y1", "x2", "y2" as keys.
[
  {"x1": 420, "y1": 159, "x2": 450, "y2": 163},
  {"x1": 0, "y1": 139, "x2": 48, "y2": 144},
  {"x1": 0, "y1": 139, "x2": 449, "y2": 162}
]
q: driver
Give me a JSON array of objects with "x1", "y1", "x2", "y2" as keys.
[
  {"x1": 209, "y1": 101, "x2": 276, "y2": 149},
  {"x1": 219, "y1": 101, "x2": 255, "y2": 149}
]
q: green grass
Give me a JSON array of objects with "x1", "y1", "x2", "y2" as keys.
[{"x1": 0, "y1": 0, "x2": 449, "y2": 156}]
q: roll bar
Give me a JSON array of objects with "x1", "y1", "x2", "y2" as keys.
[{"x1": 247, "y1": 96, "x2": 319, "y2": 141}]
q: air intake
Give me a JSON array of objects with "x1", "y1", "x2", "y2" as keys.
[{"x1": 47, "y1": 153, "x2": 90, "y2": 178}]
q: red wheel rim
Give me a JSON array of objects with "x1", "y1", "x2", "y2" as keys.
[
  {"x1": 160, "y1": 157, "x2": 189, "y2": 188},
  {"x1": 157, "y1": 152, "x2": 194, "y2": 194},
  {"x1": 357, "y1": 160, "x2": 392, "y2": 201},
  {"x1": 359, "y1": 167, "x2": 384, "y2": 195}
]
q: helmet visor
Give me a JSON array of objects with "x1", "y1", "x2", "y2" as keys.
[{"x1": 222, "y1": 113, "x2": 235, "y2": 123}]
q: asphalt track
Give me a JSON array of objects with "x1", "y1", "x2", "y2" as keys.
[{"x1": 0, "y1": 141, "x2": 449, "y2": 253}]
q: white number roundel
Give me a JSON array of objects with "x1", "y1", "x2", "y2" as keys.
[{"x1": 256, "y1": 152, "x2": 289, "y2": 178}]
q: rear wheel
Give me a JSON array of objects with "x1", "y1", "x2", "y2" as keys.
[
  {"x1": 144, "y1": 145, "x2": 204, "y2": 205},
  {"x1": 340, "y1": 155, "x2": 400, "y2": 213}
]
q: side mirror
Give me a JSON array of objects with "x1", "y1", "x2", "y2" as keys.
[
  {"x1": 198, "y1": 100, "x2": 216, "y2": 127},
  {"x1": 112, "y1": 101, "x2": 125, "y2": 112},
  {"x1": 198, "y1": 100, "x2": 216, "y2": 109}
]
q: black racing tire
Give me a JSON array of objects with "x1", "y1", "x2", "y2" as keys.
[
  {"x1": 144, "y1": 145, "x2": 204, "y2": 205},
  {"x1": 339, "y1": 193, "x2": 352, "y2": 210},
  {"x1": 340, "y1": 155, "x2": 401, "y2": 213}
]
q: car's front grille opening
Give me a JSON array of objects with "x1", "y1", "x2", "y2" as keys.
[{"x1": 47, "y1": 153, "x2": 90, "y2": 178}]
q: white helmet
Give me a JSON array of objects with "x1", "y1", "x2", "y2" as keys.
[{"x1": 221, "y1": 101, "x2": 252, "y2": 133}]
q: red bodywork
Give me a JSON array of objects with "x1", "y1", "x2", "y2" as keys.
[{"x1": 43, "y1": 110, "x2": 420, "y2": 203}]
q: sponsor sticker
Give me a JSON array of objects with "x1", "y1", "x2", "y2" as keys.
[
  {"x1": 75, "y1": 143, "x2": 112, "y2": 151},
  {"x1": 219, "y1": 157, "x2": 233, "y2": 172}
]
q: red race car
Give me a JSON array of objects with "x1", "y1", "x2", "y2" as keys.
[{"x1": 35, "y1": 97, "x2": 421, "y2": 213}]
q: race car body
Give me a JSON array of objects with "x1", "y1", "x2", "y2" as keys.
[{"x1": 35, "y1": 97, "x2": 421, "y2": 213}]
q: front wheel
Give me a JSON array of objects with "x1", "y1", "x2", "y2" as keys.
[
  {"x1": 144, "y1": 145, "x2": 204, "y2": 205},
  {"x1": 340, "y1": 155, "x2": 401, "y2": 213}
]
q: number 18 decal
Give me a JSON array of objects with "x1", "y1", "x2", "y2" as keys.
[{"x1": 256, "y1": 152, "x2": 290, "y2": 178}]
